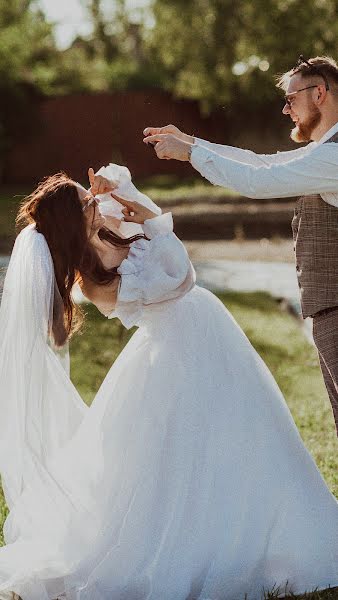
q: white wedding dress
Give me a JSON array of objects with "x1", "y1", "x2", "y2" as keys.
[{"x1": 0, "y1": 205, "x2": 337, "y2": 599}]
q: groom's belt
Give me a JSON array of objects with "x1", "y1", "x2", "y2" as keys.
[{"x1": 292, "y1": 193, "x2": 338, "y2": 318}]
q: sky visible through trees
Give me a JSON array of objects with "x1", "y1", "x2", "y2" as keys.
[
  {"x1": 1, "y1": 0, "x2": 338, "y2": 173},
  {"x1": 38, "y1": 0, "x2": 150, "y2": 49}
]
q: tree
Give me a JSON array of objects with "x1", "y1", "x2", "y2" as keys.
[
  {"x1": 0, "y1": 0, "x2": 59, "y2": 176},
  {"x1": 148, "y1": 0, "x2": 338, "y2": 112},
  {"x1": 78, "y1": 0, "x2": 163, "y2": 91}
]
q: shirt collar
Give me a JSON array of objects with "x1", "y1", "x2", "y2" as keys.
[{"x1": 317, "y1": 121, "x2": 338, "y2": 145}]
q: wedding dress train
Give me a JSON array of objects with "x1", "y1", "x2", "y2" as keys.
[{"x1": 0, "y1": 207, "x2": 337, "y2": 600}]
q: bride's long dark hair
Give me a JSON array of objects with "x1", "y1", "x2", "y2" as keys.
[{"x1": 16, "y1": 172, "x2": 144, "y2": 346}]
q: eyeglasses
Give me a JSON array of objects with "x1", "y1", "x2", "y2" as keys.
[
  {"x1": 82, "y1": 195, "x2": 99, "y2": 212},
  {"x1": 284, "y1": 84, "x2": 319, "y2": 107},
  {"x1": 284, "y1": 54, "x2": 330, "y2": 108},
  {"x1": 284, "y1": 55, "x2": 331, "y2": 108}
]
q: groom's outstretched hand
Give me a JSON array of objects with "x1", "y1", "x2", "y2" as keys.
[
  {"x1": 143, "y1": 133, "x2": 193, "y2": 162},
  {"x1": 143, "y1": 124, "x2": 194, "y2": 144}
]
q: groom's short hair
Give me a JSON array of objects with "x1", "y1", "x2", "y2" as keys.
[{"x1": 276, "y1": 56, "x2": 338, "y2": 92}]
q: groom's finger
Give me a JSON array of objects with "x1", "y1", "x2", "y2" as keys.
[
  {"x1": 143, "y1": 127, "x2": 162, "y2": 137},
  {"x1": 143, "y1": 134, "x2": 167, "y2": 145}
]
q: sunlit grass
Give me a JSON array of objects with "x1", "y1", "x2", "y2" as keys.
[
  {"x1": 137, "y1": 174, "x2": 238, "y2": 204},
  {"x1": 0, "y1": 187, "x2": 28, "y2": 247}
]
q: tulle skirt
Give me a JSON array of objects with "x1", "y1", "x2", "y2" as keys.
[{"x1": 0, "y1": 287, "x2": 337, "y2": 600}]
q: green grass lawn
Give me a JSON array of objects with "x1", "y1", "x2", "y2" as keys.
[
  {"x1": 138, "y1": 174, "x2": 239, "y2": 204},
  {"x1": 0, "y1": 186, "x2": 28, "y2": 250},
  {"x1": 0, "y1": 293, "x2": 337, "y2": 599}
]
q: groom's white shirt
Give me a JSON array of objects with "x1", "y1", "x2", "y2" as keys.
[{"x1": 191, "y1": 121, "x2": 338, "y2": 206}]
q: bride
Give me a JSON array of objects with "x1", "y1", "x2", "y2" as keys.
[{"x1": 0, "y1": 165, "x2": 337, "y2": 600}]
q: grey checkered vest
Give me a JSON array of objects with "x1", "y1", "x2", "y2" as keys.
[{"x1": 292, "y1": 132, "x2": 338, "y2": 318}]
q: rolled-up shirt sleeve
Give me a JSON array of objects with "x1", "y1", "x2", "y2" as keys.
[{"x1": 190, "y1": 142, "x2": 338, "y2": 199}]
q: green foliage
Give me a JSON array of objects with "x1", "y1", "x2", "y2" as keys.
[
  {"x1": 148, "y1": 0, "x2": 338, "y2": 111},
  {"x1": 0, "y1": 0, "x2": 57, "y2": 175},
  {"x1": 1, "y1": 0, "x2": 338, "y2": 107},
  {"x1": 0, "y1": 0, "x2": 56, "y2": 86},
  {"x1": 71, "y1": 0, "x2": 164, "y2": 92},
  {"x1": 148, "y1": 0, "x2": 239, "y2": 110},
  {"x1": 2, "y1": 0, "x2": 338, "y2": 177},
  {"x1": 4, "y1": 0, "x2": 336, "y2": 140},
  {"x1": 0, "y1": 186, "x2": 27, "y2": 251}
]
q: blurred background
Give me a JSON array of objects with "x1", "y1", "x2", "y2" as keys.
[
  {"x1": 3, "y1": 0, "x2": 338, "y2": 184},
  {"x1": 1, "y1": 0, "x2": 338, "y2": 287}
]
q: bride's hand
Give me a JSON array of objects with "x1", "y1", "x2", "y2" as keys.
[
  {"x1": 111, "y1": 193, "x2": 158, "y2": 224},
  {"x1": 88, "y1": 167, "x2": 118, "y2": 195}
]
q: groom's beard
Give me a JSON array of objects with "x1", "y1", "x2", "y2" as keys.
[{"x1": 290, "y1": 104, "x2": 322, "y2": 143}]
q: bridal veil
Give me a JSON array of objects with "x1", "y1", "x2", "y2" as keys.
[{"x1": 0, "y1": 224, "x2": 86, "y2": 516}]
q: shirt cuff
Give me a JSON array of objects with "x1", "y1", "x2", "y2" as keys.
[
  {"x1": 190, "y1": 144, "x2": 216, "y2": 173},
  {"x1": 194, "y1": 137, "x2": 208, "y2": 146},
  {"x1": 142, "y1": 212, "x2": 174, "y2": 239}
]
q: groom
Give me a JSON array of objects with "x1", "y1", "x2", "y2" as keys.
[{"x1": 143, "y1": 55, "x2": 338, "y2": 435}]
